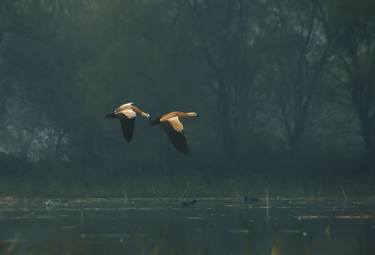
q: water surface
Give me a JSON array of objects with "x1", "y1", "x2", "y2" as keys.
[{"x1": 0, "y1": 197, "x2": 374, "y2": 254}]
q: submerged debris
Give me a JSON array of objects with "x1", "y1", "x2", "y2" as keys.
[
  {"x1": 243, "y1": 195, "x2": 259, "y2": 204},
  {"x1": 45, "y1": 199, "x2": 54, "y2": 210},
  {"x1": 181, "y1": 199, "x2": 197, "y2": 208}
]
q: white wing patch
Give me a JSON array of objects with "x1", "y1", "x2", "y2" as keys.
[
  {"x1": 120, "y1": 109, "x2": 136, "y2": 119},
  {"x1": 121, "y1": 102, "x2": 133, "y2": 107},
  {"x1": 115, "y1": 102, "x2": 133, "y2": 112},
  {"x1": 167, "y1": 117, "x2": 184, "y2": 132}
]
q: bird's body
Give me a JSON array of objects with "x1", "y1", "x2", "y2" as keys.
[
  {"x1": 151, "y1": 111, "x2": 198, "y2": 154},
  {"x1": 106, "y1": 102, "x2": 150, "y2": 142}
]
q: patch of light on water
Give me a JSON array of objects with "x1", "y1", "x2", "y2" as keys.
[
  {"x1": 186, "y1": 216, "x2": 205, "y2": 220},
  {"x1": 229, "y1": 229, "x2": 249, "y2": 234},
  {"x1": 0, "y1": 238, "x2": 31, "y2": 243},
  {"x1": 0, "y1": 215, "x2": 56, "y2": 220},
  {"x1": 83, "y1": 234, "x2": 128, "y2": 239},
  {"x1": 295, "y1": 214, "x2": 375, "y2": 220}
]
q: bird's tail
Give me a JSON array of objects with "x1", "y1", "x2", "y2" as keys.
[
  {"x1": 149, "y1": 116, "x2": 161, "y2": 126},
  {"x1": 105, "y1": 113, "x2": 117, "y2": 119}
]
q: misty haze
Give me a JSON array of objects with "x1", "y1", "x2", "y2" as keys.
[{"x1": 0, "y1": 0, "x2": 375, "y2": 254}]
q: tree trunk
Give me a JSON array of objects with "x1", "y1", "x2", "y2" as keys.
[
  {"x1": 359, "y1": 113, "x2": 375, "y2": 172},
  {"x1": 287, "y1": 130, "x2": 302, "y2": 156},
  {"x1": 0, "y1": 83, "x2": 13, "y2": 124},
  {"x1": 54, "y1": 129, "x2": 66, "y2": 160},
  {"x1": 218, "y1": 86, "x2": 237, "y2": 169}
]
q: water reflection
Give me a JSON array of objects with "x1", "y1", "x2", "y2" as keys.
[{"x1": 0, "y1": 197, "x2": 374, "y2": 254}]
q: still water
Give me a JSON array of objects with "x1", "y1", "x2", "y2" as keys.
[{"x1": 0, "y1": 197, "x2": 374, "y2": 254}]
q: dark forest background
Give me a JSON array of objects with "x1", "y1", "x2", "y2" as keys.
[{"x1": 0, "y1": 0, "x2": 374, "y2": 197}]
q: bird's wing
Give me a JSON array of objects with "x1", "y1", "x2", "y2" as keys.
[
  {"x1": 115, "y1": 102, "x2": 133, "y2": 112},
  {"x1": 118, "y1": 113, "x2": 135, "y2": 142},
  {"x1": 162, "y1": 118, "x2": 188, "y2": 154},
  {"x1": 159, "y1": 112, "x2": 177, "y2": 122},
  {"x1": 119, "y1": 109, "x2": 137, "y2": 119},
  {"x1": 167, "y1": 116, "x2": 184, "y2": 132}
]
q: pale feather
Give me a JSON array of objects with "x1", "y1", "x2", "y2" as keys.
[
  {"x1": 120, "y1": 109, "x2": 136, "y2": 119},
  {"x1": 116, "y1": 102, "x2": 133, "y2": 112},
  {"x1": 167, "y1": 116, "x2": 184, "y2": 132}
]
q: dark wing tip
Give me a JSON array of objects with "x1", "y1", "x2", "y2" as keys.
[
  {"x1": 149, "y1": 116, "x2": 161, "y2": 126},
  {"x1": 162, "y1": 123, "x2": 189, "y2": 154},
  {"x1": 118, "y1": 115, "x2": 135, "y2": 142},
  {"x1": 106, "y1": 113, "x2": 117, "y2": 119}
]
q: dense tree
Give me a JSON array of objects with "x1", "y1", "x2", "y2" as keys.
[
  {"x1": 261, "y1": 0, "x2": 337, "y2": 154},
  {"x1": 185, "y1": 0, "x2": 265, "y2": 166},
  {"x1": 0, "y1": 0, "x2": 373, "y2": 192}
]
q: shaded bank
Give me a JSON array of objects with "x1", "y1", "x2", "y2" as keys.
[{"x1": 0, "y1": 155, "x2": 373, "y2": 198}]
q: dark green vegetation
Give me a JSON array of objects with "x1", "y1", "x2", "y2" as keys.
[{"x1": 0, "y1": 0, "x2": 375, "y2": 197}]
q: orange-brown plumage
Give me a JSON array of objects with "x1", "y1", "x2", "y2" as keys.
[{"x1": 151, "y1": 111, "x2": 198, "y2": 153}]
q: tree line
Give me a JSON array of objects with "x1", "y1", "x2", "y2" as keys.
[{"x1": 0, "y1": 0, "x2": 374, "y2": 185}]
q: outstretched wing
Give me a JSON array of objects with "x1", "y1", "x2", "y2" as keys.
[
  {"x1": 167, "y1": 117, "x2": 184, "y2": 132},
  {"x1": 161, "y1": 118, "x2": 188, "y2": 154},
  {"x1": 118, "y1": 113, "x2": 135, "y2": 142}
]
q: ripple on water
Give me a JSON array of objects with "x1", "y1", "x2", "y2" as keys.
[
  {"x1": 229, "y1": 229, "x2": 249, "y2": 234},
  {"x1": 295, "y1": 214, "x2": 375, "y2": 220},
  {"x1": 186, "y1": 216, "x2": 205, "y2": 220}
]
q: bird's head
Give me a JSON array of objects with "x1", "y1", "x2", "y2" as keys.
[
  {"x1": 142, "y1": 112, "x2": 151, "y2": 118},
  {"x1": 187, "y1": 112, "x2": 199, "y2": 118}
]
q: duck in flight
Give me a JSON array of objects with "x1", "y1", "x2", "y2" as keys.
[
  {"x1": 151, "y1": 111, "x2": 198, "y2": 154},
  {"x1": 106, "y1": 102, "x2": 150, "y2": 142}
]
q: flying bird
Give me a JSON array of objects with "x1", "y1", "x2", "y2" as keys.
[
  {"x1": 106, "y1": 102, "x2": 150, "y2": 142},
  {"x1": 151, "y1": 111, "x2": 198, "y2": 154}
]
